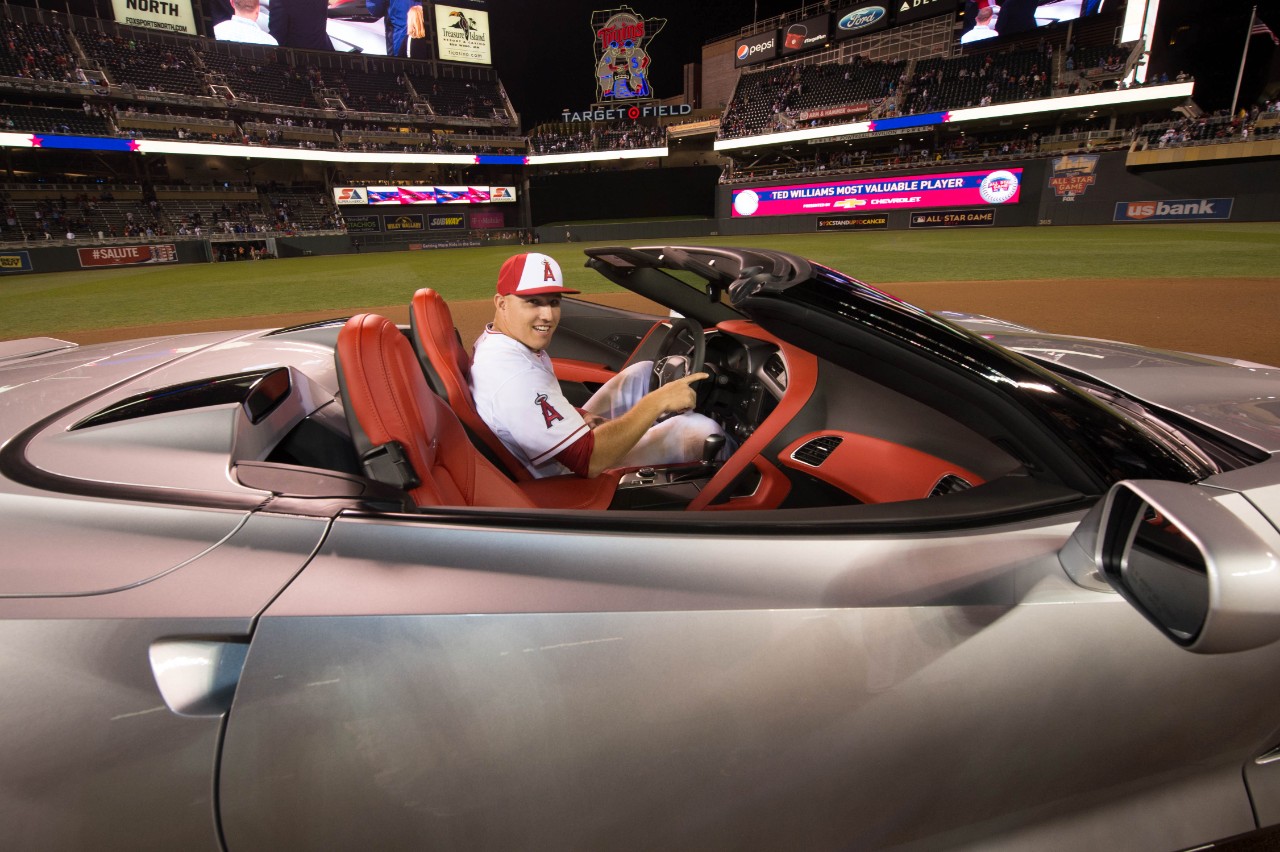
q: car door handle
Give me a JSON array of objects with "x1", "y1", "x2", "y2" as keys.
[{"x1": 149, "y1": 638, "x2": 250, "y2": 717}]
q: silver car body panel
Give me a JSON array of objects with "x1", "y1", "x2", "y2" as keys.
[
  {"x1": 216, "y1": 509, "x2": 1280, "y2": 852},
  {"x1": 940, "y1": 313, "x2": 1280, "y2": 453},
  {"x1": 0, "y1": 279, "x2": 1278, "y2": 851},
  {"x1": 1, "y1": 330, "x2": 341, "y2": 500},
  {"x1": 0, "y1": 512, "x2": 328, "y2": 852}
]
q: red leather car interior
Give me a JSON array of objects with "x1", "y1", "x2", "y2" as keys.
[
  {"x1": 406, "y1": 294, "x2": 621, "y2": 510},
  {"x1": 337, "y1": 313, "x2": 537, "y2": 509}
]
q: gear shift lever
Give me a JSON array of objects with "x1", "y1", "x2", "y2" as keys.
[{"x1": 701, "y1": 434, "x2": 726, "y2": 465}]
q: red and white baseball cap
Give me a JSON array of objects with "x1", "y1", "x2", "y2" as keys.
[{"x1": 496, "y1": 252, "x2": 580, "y2": 297}]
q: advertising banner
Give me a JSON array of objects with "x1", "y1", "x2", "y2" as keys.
[
  {"x1": 892, "y1": 0, "x2": 956, "y2": 26},
  {"x1": 78, "y1": 245, "x2": 177, "y2": 267},
  {"x1": 796, "y1": 104, "x2": 869, "y2": 121},
  {"x1": 434, "y1": 4, "x2": 492, "y2": 65},
  {"x1": 428, "y1": 213, "x2": 467, "y2": 230},
  {"x1": 435, "y1": 186, "x2": 487, "y2": 204},
  {"x1": 1113, "y1": 198, "x2": 1234, "y2": 222},
  {"x1": 817, "y1": 215, "x2": 889, "y2": 231},
  {"x1": 833, "y1": 4, "x2": 890, "y2": 38},
  {"x1": 470, "y1": 210, "x2": 505, "y2": 229},
  {"x1": 112, "y1": 0, "x2": 198, "y2": 35},
  {"x1": 409, "y1": 238, "x2": 483, "y2": 250},
  {"x1": 368, "y1": 186, "x2": 437, "y2": 205},
  {"x1": 343, "y1": 215, "x2": 381, "y2": 232},
  {"x1": 333, "y1": 187, "x2": 369, "y2": 205},
  {"x1": 489, "y1": 186, "x2": 517, "y2": 203},
  {"x1": 734, "y1": 30, "x2": 779, "y2": 67},
  {"x1": 781, "y1": 14, "x2": 832, "y2": 55},
  {"x1": 384, "y1": 214, "x2": 425, "y2": 232},
  {"x1": 909, "y1": 208, "x2": 996, "y2": 228},
  {"x1": 0, "y1": 251, "x2": 33, "y2": 273},
  {"x1": 731, "y1": 168, "x2": 1022, "y2": 218},
  {"x1": 366, "y1": 185, "x2": 498, "y2": 204}
]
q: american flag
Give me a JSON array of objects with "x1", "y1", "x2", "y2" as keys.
[{"x1": 1251, "y1": 13, "x2": 1279, "y2": 45}]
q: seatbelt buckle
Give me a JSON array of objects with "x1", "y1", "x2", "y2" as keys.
[{"x1": 360, "y1": 441, "x2": 421, "y2": 490}]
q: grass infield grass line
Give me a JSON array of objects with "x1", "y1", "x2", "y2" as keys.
[{"x1": 1, "y1": 223, "x2": 1277, "y2": 340}]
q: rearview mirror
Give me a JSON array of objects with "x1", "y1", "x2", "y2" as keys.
[{"x1": 1096, "y1": 480, "x2": 1280, "y2": 653}]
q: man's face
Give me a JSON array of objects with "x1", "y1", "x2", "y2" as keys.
[{"x1": 495, "y1": 293, "x2": 561, "y2": 351}]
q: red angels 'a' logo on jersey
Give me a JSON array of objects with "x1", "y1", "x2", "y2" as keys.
[{"x1": 535, "y1": 392, "x2": 564, "y2": 428}]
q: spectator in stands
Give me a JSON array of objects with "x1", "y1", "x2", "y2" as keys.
[
  {"x1": 270, "y1": 0, "x2": 333, "y2": 51},
  {"x1": 365, "y1": 0, "x2": 425, "y2": 57},
  {"x1": 214, "y1": 0, "x2": 278, "y2": 45}
]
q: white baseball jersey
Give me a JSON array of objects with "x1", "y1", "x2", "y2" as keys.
[{"x1": 470, "y1": 327, "x2": 588, "y2": 478}]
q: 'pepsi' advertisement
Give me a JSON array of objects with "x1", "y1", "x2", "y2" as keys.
[
  {"x1": 734, "y1": 30, "x2": 779, "y2": 67},
  {"x1": 731, "y1": 168, "x2": 1022, "y2": 217}
]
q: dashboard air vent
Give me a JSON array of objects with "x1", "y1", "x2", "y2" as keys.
[
  {"x1": 792, "y1": 435, "x2": 842, "y2": 467},
  {"x1": 763, "y1": 354, "x2": 788, "y2": 389},
  {"x1": 929, "y1": 474, "x2": 973, "y2": 498}
]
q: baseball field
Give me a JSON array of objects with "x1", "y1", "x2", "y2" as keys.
[{"x1": 2, "y1": 222, "x2": 1278, "y2": 366}]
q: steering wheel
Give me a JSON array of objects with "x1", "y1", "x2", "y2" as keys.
[{"x1": 649, "y1": 317, "x2": 706, "y2": 393}]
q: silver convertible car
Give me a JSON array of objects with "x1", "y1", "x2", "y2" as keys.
[{"x1": 3, "y1": 245, "x2": 1280, "y2": 851}]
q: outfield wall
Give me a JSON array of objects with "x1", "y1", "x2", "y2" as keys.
[
  {"x1": 1033, "y1": 153, "x2": 1280, "y2": 226},
  {"x1": 0, "y1": 232, "x2": 524, "y2": 273},
  {"x1": 0, "y1": 241, "x2": 210, "y2": 275},
  {"x1": 4, "y1": 154, "x2": 1279, "y2": 272},
  {"x1": 711, "y1": 152, "x2": 1280, "y2": 234}
]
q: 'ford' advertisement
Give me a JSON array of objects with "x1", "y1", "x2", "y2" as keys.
[
  {"x1": 731, "y1": 168, "x2": 1022, "y2": 217},
  {"x1": 834, "y1": 4, "x2": 889, "y2": 37}
]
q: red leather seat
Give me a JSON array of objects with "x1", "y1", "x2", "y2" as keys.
[
  {"x1": 409, "y1": 287, "x2": 531, "y2": 481},
  {"x1": 336, "y1": 313, "x2": 534, "y2": 509},
  {"x1": 409, "y1": 289, "x2": 619, "y2": 510},
  {"x1": 338, "y1": 312, "x2": 619, "y2": 511}
]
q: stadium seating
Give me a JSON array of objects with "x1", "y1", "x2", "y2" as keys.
[
  {"x1": 529, "y1": 122, "x2": 666, "y2": 154},
  {"x1": 1, "y1": 103, "x2": 110, "y2": 135},
  {"x1": 0, "y1": 17, "x2": 79, "y2": 82},
  {"x1": 77, "y1": 30, "x2": 208, "y2": 97}
]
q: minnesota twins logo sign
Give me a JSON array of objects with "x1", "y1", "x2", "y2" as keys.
[
  {"x1": 535, "y1": 392, "x2": 564, "y2": 428},
  {"x1": 592, "y1": 6, "x2": 667, "y2": 102}
]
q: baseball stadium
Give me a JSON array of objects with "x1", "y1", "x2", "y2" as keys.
[
  {"x1": 4, "y1": 0, "x2": 1280, "y2": 849},
  {"x1": 1, "y1": 0, "x2": 1277, "y2": 361}
]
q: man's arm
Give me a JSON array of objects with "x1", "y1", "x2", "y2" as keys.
[
  {"x1": 268, "y1": 0, "x2": 289, "y2": 41},
  {"x1": 584, "y1": 373, "x2": 706, "y2": 477}
]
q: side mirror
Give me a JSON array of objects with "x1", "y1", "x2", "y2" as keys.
[{"x1": 1096, "y1": 480, "x2": 1280, "y2": 653}]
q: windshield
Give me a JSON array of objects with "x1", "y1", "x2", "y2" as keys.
[{"x1": 739, "y1": 263, "x2": 1216, "y2": 493}]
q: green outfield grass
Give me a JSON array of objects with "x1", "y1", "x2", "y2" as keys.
[{"x1": 1, "y1": 222, "x2": 1277, "y2": 340}]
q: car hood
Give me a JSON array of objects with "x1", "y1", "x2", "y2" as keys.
[{"x1": 940, "y1": 313, "x2": 1280, "y2": 453}]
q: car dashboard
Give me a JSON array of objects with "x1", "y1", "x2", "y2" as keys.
[{"x1": 699, "y1": 330, "x2": 783, "y2": 445}]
